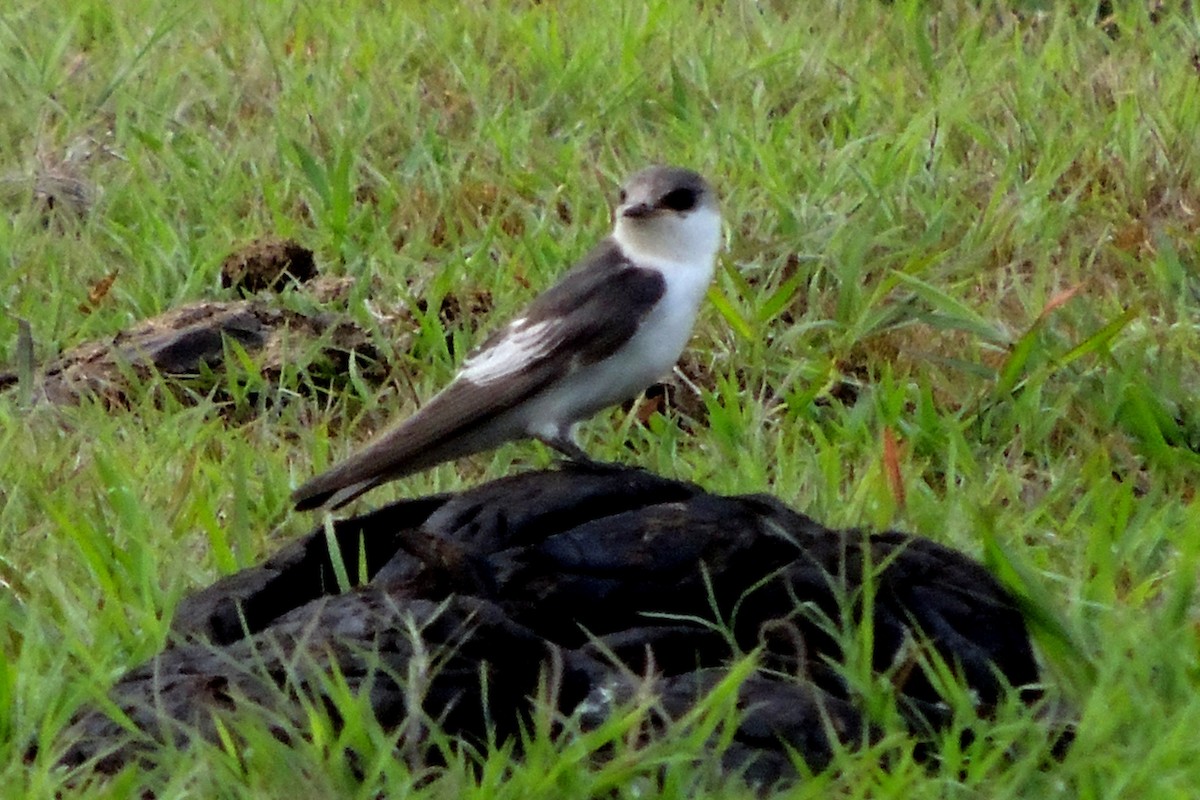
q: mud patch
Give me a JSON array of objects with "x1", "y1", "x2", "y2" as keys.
[{"x1": 220, "y1": 237, "x2": 317, "y2": 294}]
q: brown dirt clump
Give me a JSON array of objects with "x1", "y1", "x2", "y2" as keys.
[{"x1": 220, "y1": 237, "x2": 317, "y2": 294}]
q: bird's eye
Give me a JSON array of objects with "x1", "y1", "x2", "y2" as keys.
[
  {"x1": 618, "y1": 189, "x2": 628, "y2": 204},
  {"x1": 660, "y1": 188, "x2": 697, "y2": 211}
]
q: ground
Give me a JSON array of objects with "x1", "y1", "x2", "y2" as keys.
[{"x1": 1, "y1": 1, "x2": 1199, "y2": 797}]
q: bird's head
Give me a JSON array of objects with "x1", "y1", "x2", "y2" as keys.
[{"x1": 612, "y1": 166, "x2": 721, "y2": 266}]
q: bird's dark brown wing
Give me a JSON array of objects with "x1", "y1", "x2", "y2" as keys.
[
  {"x1": 291, "y1": 239, "x2": 665, "y2": 510},
  {"x1": 464, "y1": 237, "x2": 666, "y2": 371}
]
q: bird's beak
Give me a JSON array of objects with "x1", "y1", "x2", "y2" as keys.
[{"x1": 621, "y1": 202, "x2": 655, "y2": 219}]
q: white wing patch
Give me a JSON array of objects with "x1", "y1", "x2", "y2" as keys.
[{"x1": 459, "y1": 319, "x2": 557, "y2": 385}]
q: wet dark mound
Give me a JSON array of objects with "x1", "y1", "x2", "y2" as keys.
[{"x1": 49, "y1": 466, "x2": 1066, "y2": 788}]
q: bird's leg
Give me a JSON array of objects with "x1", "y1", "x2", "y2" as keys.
[
  {"x1": 535, "y1": 433, "x2": 622, "y2": 472},
  {"x1": 536, "y1": 433, "x2": 597, "y2": 464}
]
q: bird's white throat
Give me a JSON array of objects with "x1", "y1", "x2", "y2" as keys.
[{"x1": 612, "y1": 206, "x2": 722, "y2": 271}]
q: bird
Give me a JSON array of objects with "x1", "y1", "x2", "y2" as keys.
[{"x1": 292, "y1": 165, "x2": 722, "y2": 511}]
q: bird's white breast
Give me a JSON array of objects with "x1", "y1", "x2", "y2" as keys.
[
  {"x1": 489, "y1": 203, "x2": 722, "y2": 441},
  {"x1": 607, "y1": 202, "x2": 722, "y2": 382},
  {"x1": 523, "y1": 227, "x2": 720, "y2": 428}
]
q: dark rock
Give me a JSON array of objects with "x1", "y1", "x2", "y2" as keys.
[{"x1": 51, "y1": 466, "x2": 1059, "y2": 788}]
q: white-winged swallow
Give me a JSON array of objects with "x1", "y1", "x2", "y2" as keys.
[{"x1": 293, "y1": 165, "x2": 722, "y2": 510}]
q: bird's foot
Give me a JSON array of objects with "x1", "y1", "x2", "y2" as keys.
[
  {"x1": 555, "y1": 454, "x2": 628, "y2": 474},
  {"x1": 535, "y1": 435, "x2": 626, "y2": 473}
]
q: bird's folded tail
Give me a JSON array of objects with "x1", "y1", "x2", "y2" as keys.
[
  {"x1": 291, "y1": 406, "x2": 506, "y2": 511},
  {"x1": 292, "y1": 424, "x2": 448, "y2": 511},
  {"x1": 293, "y1": 472, "x2": 384, "y2": 511}
]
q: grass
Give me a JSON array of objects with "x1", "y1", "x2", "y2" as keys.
[{"x1": 2, "y1": 0, "x2": 1200, "y2": 796}]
